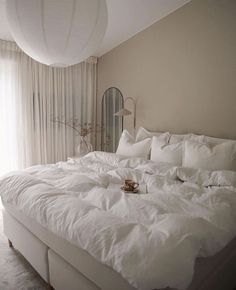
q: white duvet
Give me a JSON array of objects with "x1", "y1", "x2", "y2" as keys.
[{"x1": 1, "y1": 151, "x2": 236, "y2": 290}]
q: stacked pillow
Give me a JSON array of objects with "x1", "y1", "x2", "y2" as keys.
[
  {"x1": 117, "y1": 127, "x2": 236, "y2": 171},
  {"x1": 116, "y1": 129, "x2": 169, "y2": 159},
  {"x1": 135, "y1": 127, "x2": 167, "y2": 142},
  {"x1": 150, "y1": 131, "x2": 204, "y2": 166},
  {"x1": 150, "y1": 136, "x2": 183, "y2": 166},
  {"x1": 116, "y1": 130, "x2": 151, "y2": 159},
  {"x1": 183, "y1": 140, "x2": 236, "y2": 171}
]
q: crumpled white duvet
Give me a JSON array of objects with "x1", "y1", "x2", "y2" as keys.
[{"x1": 1, "y1": 151, "x2": 236, "y2": 290}]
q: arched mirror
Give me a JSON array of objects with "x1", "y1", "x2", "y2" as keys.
[{"x1": 101, "y1": 87, "x2": 124, "y2": 152}]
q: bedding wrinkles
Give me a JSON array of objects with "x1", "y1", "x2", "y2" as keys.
[{"x1": 1, "y1": 151, "x2": 236, "y2": 290}]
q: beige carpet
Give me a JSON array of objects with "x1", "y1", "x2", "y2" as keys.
[{"x1": 0, "y1": 207, "x2": 48, "y2": 290}]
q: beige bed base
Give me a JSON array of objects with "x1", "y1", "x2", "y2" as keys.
[{"x1": 2, "y1": 203, "x2": 236, "y2": 290}]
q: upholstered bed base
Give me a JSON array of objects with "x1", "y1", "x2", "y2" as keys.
[
  {"x1": 3, "y1": 208, "x2": 49, "y2": 282},
  {"x1": 2, "y1": 204, "x2": 135, "y2": 290},
  {"x1": 2, "y1": 204, "x2": 236, "y2": 290}
]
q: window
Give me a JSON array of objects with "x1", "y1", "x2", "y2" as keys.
[{"x1": 0, "y1": 58, "x2": 19, "y2": 175}]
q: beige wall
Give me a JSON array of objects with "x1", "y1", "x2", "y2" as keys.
[{"x1": 97, "y1": 0, "x2": 236, "y2": 141}]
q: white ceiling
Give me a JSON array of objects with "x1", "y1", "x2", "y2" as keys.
[{"x1": 0, "y1": 0, "x2": 191, "y2": 57}]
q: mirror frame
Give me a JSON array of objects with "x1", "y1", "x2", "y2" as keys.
[{"x1": 101, "y1": 87, "x2": 124, "y2": 152}]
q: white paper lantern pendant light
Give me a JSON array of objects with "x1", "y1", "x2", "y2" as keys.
[{"x1": 7, "y1": 0, "x2": 107, "y2": 67}]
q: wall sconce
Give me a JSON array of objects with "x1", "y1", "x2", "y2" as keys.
[{"x1": 114, "y1": 97, "x2": 136, "y2": 134}]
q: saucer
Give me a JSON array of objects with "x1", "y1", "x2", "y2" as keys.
[{"x1": 121, "y1": 187, "x2": 139, "y2": 194}]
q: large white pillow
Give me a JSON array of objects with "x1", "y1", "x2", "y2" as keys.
[
  {"x1": 204, "y1": 135, "x2": 236, "y2": 146},
  {"x1": 169, "y1": 133, "x2": 205, "y2": 144},
  {"x1": 135, "y1": 127, "x2": 168, "y2": 142},
  {"x1": 116, "y1": 130, "x2": 151, "y2": 158},
  {"x1": 169, "y1": 133, "x2": 188, "y2": 144},
  {"x1": 183, "y1": 140, "x2": 236, "y2": 171},
  {"x1": 150, "y1": 136, "x2": 182, "y2": 166}
]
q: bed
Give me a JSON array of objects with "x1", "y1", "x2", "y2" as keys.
[{"x1": 1, "y1": 129, "x2": 236, "y2": 290}]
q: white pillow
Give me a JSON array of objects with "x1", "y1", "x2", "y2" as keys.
[
  {"x1": 135, "y1": 127, "x2": 168, "y2": 142},
  {"x1": 116, "y1": 130, "x2": 151, "y2": 158},
  {"x1": 150, "y1": 136, "x2": 182, "y2": 166},
  {"x1": 183, "y1": 140, "x2": 236, "y2": 171},
  {"x1": 204, "y1": 135, "x2": 236, "y2": 146},
  {"x1": 169, "y1": 134, "x2": 188, "y2": 144},
  {"x1": 188, "y1": 134, "x2": 205, "y2": 143},
  {"x1": 169, "y1": 133, "x2": 205, "y2": 144}
]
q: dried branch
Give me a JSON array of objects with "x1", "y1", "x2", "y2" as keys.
[{"x1": 52, "y1": 117, "x2": 102, "y2": 137}]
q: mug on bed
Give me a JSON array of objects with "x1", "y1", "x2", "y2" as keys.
[{"x1": 123, "y1": 179, "x2": 139, "y2": 192}]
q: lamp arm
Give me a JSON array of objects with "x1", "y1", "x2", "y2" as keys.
[{"x1": 124, "y1": 97, "x2": 136, "y2": 134}]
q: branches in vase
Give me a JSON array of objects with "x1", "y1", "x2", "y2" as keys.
[{"x1": 52, "y1": 117, "x2": 101, "y2": 137}]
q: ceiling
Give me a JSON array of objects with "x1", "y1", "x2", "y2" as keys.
[{"x1": 0, "y1": 0, "x2": 191, "y2": 57}]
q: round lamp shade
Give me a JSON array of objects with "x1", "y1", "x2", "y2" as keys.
[
  {"x1": 6, "y1": 0, "x2": 107, "y2": 67},
  {"x1": 114, "y1": 108, "x2": 131, "y2": 117}
]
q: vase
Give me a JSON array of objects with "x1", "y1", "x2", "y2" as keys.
[{"x1": 76, "y1": 136, "x2": 93, "y2": 157}]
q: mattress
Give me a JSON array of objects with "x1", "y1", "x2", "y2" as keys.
[{"x1": 3, "y1": 202, "x2": 236, "y2": 290}]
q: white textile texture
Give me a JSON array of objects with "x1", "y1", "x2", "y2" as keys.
[
  {"x1": 0, "y1": 40, "x2": 97, "y2": 175},
  {"x1": 1, "y1": 152, "x2": 236, "y2": 290}
]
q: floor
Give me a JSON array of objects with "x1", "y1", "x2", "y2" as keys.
[{"x1": 0, "y1": 201, "x2": 48, "y2": 290}]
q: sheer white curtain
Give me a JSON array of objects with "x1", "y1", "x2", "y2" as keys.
[
  {"x1": 0, "y1": 40, "x2": 97, "y2": 175},
  {"x1": 0, "y1": 41, "x2": 20, "y2": 175}
]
